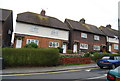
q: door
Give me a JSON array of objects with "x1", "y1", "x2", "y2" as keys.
[
  {"x1": 109, "y1": 45, "x2": 112, "y2": 52},
  {"x1": 73, "y1": 43, "x2": 77, "y2": 53},
  {"x1": 16, "y1": 39, "x2": 22, "y2": 48},
  {"x1": 62, "y1": 43, "x2": 67, "y2": 53}
]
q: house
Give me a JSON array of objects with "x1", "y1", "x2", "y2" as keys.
[
  {"x1": 99, "y1": 25, "x2": 119, "y2": 53},
  {"x1": 65, "y1": 18, "x2": 106, "y2": 53},
  {"x1": 13, "y1": 10, "x2": 69, "y2": 53},
  {"x1": 0, "y1": 8, "x2": 13, "y2": 48}
]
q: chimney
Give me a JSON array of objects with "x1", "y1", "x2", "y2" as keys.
[
  {"x1": 106, "y1": 24, "x2": 111, "y2": 29},
  {"x1": 40, "y1": 9, "x2": 46, "y2": 16},
  {"x1": 80, "y1": 18, "x2": 85, "y2": 24}
]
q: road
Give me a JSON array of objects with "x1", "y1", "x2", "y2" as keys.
[{"x1": 2, "y1": 67, "x2": 110, "y2": 81}]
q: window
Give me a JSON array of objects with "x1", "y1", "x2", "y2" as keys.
[
  {"x1": 80, "y1": 43, "x2": 88, "y2": 49},
  {"x1": 49, "y1": 42, "x2": 59, "y2": 48},
  {"x1": 114, "y1": 56, "x2": 120, "y2": 60},
  {"x1": 94, "y1": 35, "x2": 99, "y2": 40},
  {"x1": 81, "y1": 33, "x2": 87, "y2": 38},
  {"x1": 93, "y1": 45, "x2": 100, "y2": 50},
  {"x1": 102, "y1": 56, "x2": 110, "y2": 59},
  {"x1": 30, "y1": 26, "x2": 39, "y2": 33},
  {"x1": 8, "y1": 29, "x2": 12, "y2": 34},
  {"x1": 114, "y1": 44, "x2": 118, "y2": 49},
  {"x1": 26, "y1": 39, "x2": 39, "y2": 45},
  {"x1": 51, "y1": 30, "x2": 59, "y2": 36}
]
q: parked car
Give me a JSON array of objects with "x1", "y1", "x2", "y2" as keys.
[
  {"x1": 107, "y1": 66, "x2": 120, "y2": 81},
  {"x1": 96, "y1": 56, "x2": 120, "y2": 69}
]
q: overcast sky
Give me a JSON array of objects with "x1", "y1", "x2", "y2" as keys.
[{"x1": 1, "y1": 0, "x2": 120, "y2": 30}]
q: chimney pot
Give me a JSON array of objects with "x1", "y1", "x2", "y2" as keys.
[
  {"x1": 80, "y1": 18, "x2": 85, "y2": 24},
  {"x1": 40, "y1": 9, "x2": 46, "y2": 16},
  {"x1": 106, "y1": 24, "x2": 111, "y2": 28}
]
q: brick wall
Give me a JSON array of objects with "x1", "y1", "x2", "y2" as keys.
[
  {"x1": 111, "y1": 43, "x2": 119, "y2": 53},
  {"x1": 14, "y1": 34, "x2": 65, "y2": 48}
]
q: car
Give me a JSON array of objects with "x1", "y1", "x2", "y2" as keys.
[
  {"x1": 107, "y1": 66, "x2": 120, "y2": 81},
  {"x1": 96, "y1": 56, "x2": 120, "y2": 69}
]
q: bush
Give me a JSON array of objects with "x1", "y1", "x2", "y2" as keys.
[
  {"x1": 67, "y1": 50, "x2": 73, "y2": 54},
  {"x1": 2, "y1": 48, "x2": 59, "y2": 67},
  {"x1": 24, "y1": 43, "x2": 38, "y2": 48},
  {"x1": 60, "y1": 54, "x2": 82, "y2": 58},
  {"x1": 57, "y1": 47, "x2": 63, "y2": 53},
  {"x1": 91, "y1": 53, "x2": 120, "y2": 61},
  {"x1": 84, "y1": 52, "x2": 91, "y2": 57}
]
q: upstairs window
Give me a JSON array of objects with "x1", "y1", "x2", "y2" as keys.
[
  {"x1": 49, "y1": 42, "x2": 59, "y2": 48},
  {"x1": 51, "y1": 30, "x2": 59, "y2": 36},
  {"x1": 93, "y1": 45, "x2": 100, "y2": 50},
  {"x1": 8, "y1": 29, "x2": 12, "y2": 35},
  {"x1": 26, "y1": 39, "x2": 39, "y2": 45},
  {"x1": 30, "y1": 26, "x2": 39, "y2": 33},
  {"x1": 114, "y1": 44, "x2": 118, "y2": 50},
  {"x1": 80, "y1": 43, "x2": 88, "y2": 49},
  {"x1": 94, "y1": 35, "x2": 99, "y2": 41},
  {"x1": 81, "y1": 33, "x2": 87, "y2": 38}
]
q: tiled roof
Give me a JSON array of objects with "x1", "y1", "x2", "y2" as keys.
[
  {"x1": 16, "y1": 12, "x2": 69, "y2": 31},
  {"x1": 0, "y1": 8, "x2": 12, "y2": 21},
  {"x1": 99, "y1": 26, "x2": 118, "y2": 37},
  {"x1": 65, "y1": 19, "x2": 105, "y2": 35}
]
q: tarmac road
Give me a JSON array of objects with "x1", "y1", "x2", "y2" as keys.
[{"x1": 2, "y1": 67, "x2": 109, "y2": 81}]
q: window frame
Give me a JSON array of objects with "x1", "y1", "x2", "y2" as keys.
[
  {"x1": 114, "y1": 44, "x2": 118, "y2": 50},
  {"x1": 94, "y1": 35, "x2": 100, "y2": 41},
  {"x1": 26, "y1": 39, "x2": 39, "y2": 45},
  {"x1": 49, "y1": 42, "x2": 59, "y2": 48},
  {"x1": 93, "y1": 45, "x2": 100, "y2": 50},
  {"x1": 80, "y1": 43, "x2": 88, "y2": 49},
  {"x1": 81, "y1": 33, "x2": 87, "y2": 38}
]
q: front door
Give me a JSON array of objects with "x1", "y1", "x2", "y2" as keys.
[
  {"x1": 73, "y1": 43, "x2": 77, "y2": 53},
  {"x1": 109, "y1": 45, "x2": 112, "y2": 52},
  {"x1": 62, "y1": 43, "x2": 67, "y2": 53},
  {"x1": 16, "y1": 39, "x2": 22, "y2": 48}
]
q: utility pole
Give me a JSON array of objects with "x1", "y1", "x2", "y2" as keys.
[
  {"x1": 118, "y1": 19, "x2": 120, "y2": 54},
  {"x1": 118, "y1": 2, "x2": 120, "y2": 54}
]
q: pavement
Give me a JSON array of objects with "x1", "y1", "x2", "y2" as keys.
[{"x1": 1, "y1": 63, "x2": 98, "y2": 74}]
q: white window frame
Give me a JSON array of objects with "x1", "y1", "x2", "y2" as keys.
[
  {"x1": 94, "y1": 35, "x2": 100, "y2": 41},
  {"x1": 114, "y1": 44, "x2": 118, "y2": 50},
  {"x1": 30, "y1": 26, "x2": 39, "y2": 33},
  {"x1": 49, "y1": 42, "x2": 59, "y2": 48},
  {"x1": 26, "y1": 39, "x2": 39, "y2": 45},
  {"x1": 51, "y1": 30, "x2": 59, "y2": 36},
  {"x1": 80, "y1": 43, "x2": 88, "y2": 49},
  {"x1": 93, "y1": 45, "x2": 100, "y2": 50},
  {"x1": 81, "y1": 33, "x2": 87, "y2": 38}
]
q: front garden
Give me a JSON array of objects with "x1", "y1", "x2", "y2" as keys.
[{"x1": 2, "y1": 47, "x2": 120, "y2": 68}]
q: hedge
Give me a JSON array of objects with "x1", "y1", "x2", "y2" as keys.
[
  {"x1": 2, "y1": 48, "x2": 59, "y2": 67},
  {"x1": 91, "y1": 53, "x2": 120, "y2": 61}
]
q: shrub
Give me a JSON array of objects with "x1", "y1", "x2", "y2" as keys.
[
  {"x1": 60, "y1": 54, "x2": 82, "y2": 58},
  {"x1": 91, "y1": 53, "x2": 120, "y2": 61},
  {"x1": 24, "y1": 43, "x2": 38, "y2": 48},
  {"x1": 67, "y1": 50, "x2": 73, "y2": 54},
  {"x1": 84, "y1": 52, "x2": 91, "y2": 57},
  {"x1": 2, "y1": 48, "x2": 59, "y2": 67},
  {"x1": 57, "y1": 47, "x2": 63, "y2": 53}
]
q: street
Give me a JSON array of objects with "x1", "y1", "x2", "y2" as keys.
[{"x1": 2, "y1": 67, "x2": 109, "y2": 81}]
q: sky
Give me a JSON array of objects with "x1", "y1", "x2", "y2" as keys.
[{"x1": 0, "y1": 0, "x2": 120, "y2": 30}]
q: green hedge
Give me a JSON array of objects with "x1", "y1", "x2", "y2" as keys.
[
  {"x1": 2, "y1": 48, "x2": 59, "y2": 67},
  {"x1": 91, "y1": 53, "x2": 120, "y2": 61}
]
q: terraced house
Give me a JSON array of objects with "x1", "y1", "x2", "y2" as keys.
[
  {"x1": 65, "y1": 18, "x2": 106, "y2": 53},
  {"x1": 14, "y1": 10, "x2": 69, "y2": 53},
  {"x1": 0, "y1": 8, "x2": 13, "y2": 48},
  {"x1": 99, "y1": 25, "x2": 119, "y2": 53}
]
